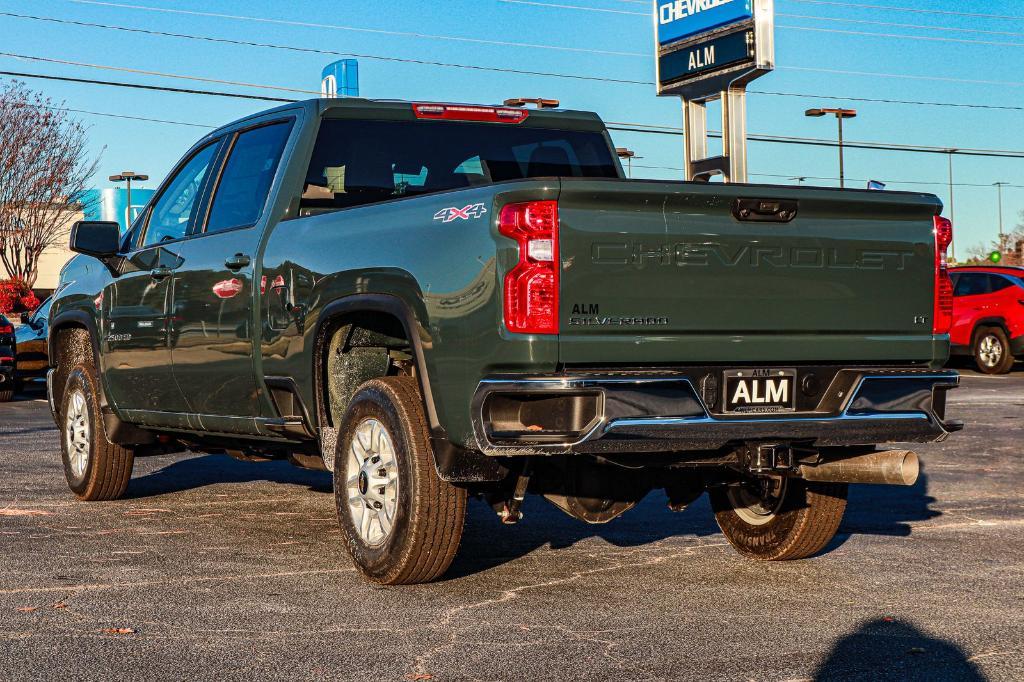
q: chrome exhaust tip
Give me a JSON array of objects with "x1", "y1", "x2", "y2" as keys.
[{"x1": 799, "y1": 449, "x2": 920, "y2": 486}]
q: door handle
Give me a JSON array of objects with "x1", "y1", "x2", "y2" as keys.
[
  {"x1": 150, "y1": 267, "x2": 173, "y2": 281},
  {"x1": 225, "y1": 254, "x2": 251, "y2": 271}
]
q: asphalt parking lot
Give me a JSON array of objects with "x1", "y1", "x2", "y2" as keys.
[{"x1": 1, "y1": 370, "x2": 1022, "y2": 681}]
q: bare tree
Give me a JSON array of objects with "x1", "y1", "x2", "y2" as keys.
[{"x1": 0, "y1": 82, "x2": 98, "y2": 288}]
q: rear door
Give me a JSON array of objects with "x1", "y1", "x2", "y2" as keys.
[
  {"x1": 950, "y1": 272, "x2": 992, "y2": 346},
  {"x1": 168, "y1": 119, "x2": 293, "y2": 420},
  {"x1": 556, "y1": 180, "x2": 941, "y2": 365}
]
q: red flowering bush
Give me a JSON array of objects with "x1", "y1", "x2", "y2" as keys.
[{"x1": 0, "y1": 278, "x2": 37, "y2": 314}]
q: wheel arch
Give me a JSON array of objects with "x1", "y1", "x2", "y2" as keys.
[
  {"x1": 49, "y1": 310, "x2": 100, "y2": 369},
  {"x1": 971, "y1": 317, "x2": 1009, "y2": 346},
  {"x1": 312, "y1": 294, "x2": 506, "y2": 484},
  {"x1": 313, "y1": 294, "x2": 438, "y2": 432}
]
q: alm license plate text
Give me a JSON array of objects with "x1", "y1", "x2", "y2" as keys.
[{"x1": 723, "y1": 369, "x2": 796, "y2": 414}]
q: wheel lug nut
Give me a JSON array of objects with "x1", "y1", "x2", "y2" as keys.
[
  {"x1": 373, "y1": 501, "x2": 383, "y2": 509},
  {"x1": 376, "y1": 486, "x2": 386, "y2": 495},
  {"x1": 371, "y1": 456, "x2": 380, "y2": 464},
  {"x1": 376, "y1": 468, "x2": 387, "y2": 477}
]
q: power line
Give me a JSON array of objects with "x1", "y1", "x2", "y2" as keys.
[
  {"x1": 779, "y1": 12, "x2": 1024, "y2": 39},
  {"x1": 0, "y1": 51, "x2": 321, "y2": 96},
  {"x1": 6, "y1": 11, "x2": 1024, "y2": 98},
  {"x1": 53, "y1": 0, "x2": 647, "y2": 58},
  {"x1": 778, "y1": 65, "x2": 1024, "y2": 89},
  {"x1": 748, "y1": 90, "x2": 1023, "y2": 112},
  {"x1": 498, "y1": 0, "x2": 645, "y2": 15},
  {"x1": 44, "y1": 104, "x2": 213, "y2": 128},
  {"x1": 784, "y1": 0, "x2": 1024, "y2": 22},
  {"x1": 782, "y1": 24, "x2": 1024, "y2": 49},
  {"x1": 0, "y1": 69, "x2": 294, "y2": 102},
  {"x1": 504, "y1": 0, "x2": 1024, "y2": 48},
  {"x1": 604, "y1": 123, "x2": 1024, "y2": 159},
  {"x1": 5, "y1": 67, "x2": 1021, "y2": 161},
  {"x1": 629, "y1": 164, "x2": 1024, "y2": 189},
  {"x1": 0, "y1": 12, "x2": 652, "y2": 86}
]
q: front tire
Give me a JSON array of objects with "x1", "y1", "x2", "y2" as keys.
[
  {"x1": 59, "y1": 366, "x2": 135, "y2": 501},
  {"x1": 334, "y1": 376, "x2": 466, "y2": 585},
  {"x1": 974, "y1": 326, "x2": 1014, "y2": 375},
  {"x1": 710, "y1": 477, "x2": 847, "y2": 561}
]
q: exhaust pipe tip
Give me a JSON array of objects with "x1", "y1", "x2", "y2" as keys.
[
  {"x1": 800, "y1": 449, "x2": 920, "y2": 486},
  {"x1": 900, "y1": 451, "x2": 920, "y2": 487}
]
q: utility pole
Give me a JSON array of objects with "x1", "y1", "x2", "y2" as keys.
[
  {"x1": 994, "y1": 181, "x2": 1008, "y2": 252},
  {"x1": 805, "y1": 108, "x2": 857, "y2": 189},
  {"x1": 947, "y1": 151, "x2": 957, "y2": 263}
]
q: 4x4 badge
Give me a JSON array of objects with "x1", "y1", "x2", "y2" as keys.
[{"x1": 433, "y1": 203, "x2": 488, "y2": 223}]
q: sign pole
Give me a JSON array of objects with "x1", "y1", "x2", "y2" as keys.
[
  {"x1": 723, "y1": 85, "x2": 749, "y2": 182},
  {"x1": 656, "y1": 0, "x2": 774, "y2": 184}
]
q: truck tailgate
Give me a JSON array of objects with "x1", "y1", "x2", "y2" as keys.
[{"x1": 556, "y1": 179, "x2": 942, "y2": 365}]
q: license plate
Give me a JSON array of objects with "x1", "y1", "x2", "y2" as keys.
[{"x1": 723, "y1": 369, "x2": 796, "y2": 414}]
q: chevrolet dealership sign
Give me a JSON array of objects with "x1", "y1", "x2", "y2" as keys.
[
  {"x1": 657, "y1": 0, "x2": 753, "y2": 46},
  {"x1": 655, "y1": 0, "x2": 773, "y2": 96}
]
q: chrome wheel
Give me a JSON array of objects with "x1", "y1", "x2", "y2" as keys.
[
  {"x1": 65, "y1": 389, "x2": 90, "y2": 478},
  {"x1": 727, "y1": 476, "x2": 787, "y2": 526},
  {"x1": 978, "y1": 334, "x2": 1004, "y2": 368},
  {"x1": 345, "y1": 418, "x2": 399, "y2": 547}
]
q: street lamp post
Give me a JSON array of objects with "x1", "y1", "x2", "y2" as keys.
[
  {"x1": 616, "y1": 147, "x2": 639, "y2": 178},
  {"x1": 108, "y1": 171, "x2": 149, "y2": 227},
  {"x1": 805, "y1": 108, "x2": 857, "y2": 189}
]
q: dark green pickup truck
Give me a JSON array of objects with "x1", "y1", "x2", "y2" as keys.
[{"x1": 49, "y1": 97, "x2": 960, "y2": 583}]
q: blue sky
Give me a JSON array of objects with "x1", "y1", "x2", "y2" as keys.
[{"x1": 1, "y1": 0, "x2": 1022, "y2": 258}]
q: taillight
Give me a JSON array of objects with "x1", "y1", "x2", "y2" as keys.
[
  {"x1": 0, "y1": 325, "x2": 12, "y2": 334},
  {"x1": 412, "y1": 103, "x2": 529, "y2": 124},
  {"x1": 500, "y1": 200, "x2": 559, "y2": 334},
  {"x1": 933, "y1": 215, "x2": 954, "y2": 335},
  {"x1": 0, "y1": 357, "x2": 12, "y2": 365}
]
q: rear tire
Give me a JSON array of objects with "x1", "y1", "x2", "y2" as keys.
[
  {"x1": 710, "y1": 477, "x2": 847, "y2": 561},
  {"x1": 334, "y1": 376, "x2": 466, "y2": 585},
  {"x1": 59, "y1": 365, "x2": 135, "y2": 501},
  {"x1": 974, "y1": 326, "x2": 1014, "y2": 375}
]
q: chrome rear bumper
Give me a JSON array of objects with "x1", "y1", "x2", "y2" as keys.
[{"x1": 471, "y1": 368, "x2": 960, "y2": 455}]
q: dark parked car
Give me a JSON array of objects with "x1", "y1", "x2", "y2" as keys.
[
  {"x1": 14, "y1": 296, "x2": 51, "y2": 390},
  {"x1": 0, "y1": 314, "x2": 14, "y2": 401}
]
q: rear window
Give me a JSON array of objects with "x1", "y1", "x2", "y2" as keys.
[{"x1": 298, "y1": 118, "x2": 618, "y2": 215}]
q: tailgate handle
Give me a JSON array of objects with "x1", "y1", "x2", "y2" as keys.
[{"x1": 733, "y1": 198, "x2": 798, "y2": 223}]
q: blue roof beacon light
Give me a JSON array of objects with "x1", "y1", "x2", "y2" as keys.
[{"x1": 321, "y1": 59, "x2": 359, "y2": 98}]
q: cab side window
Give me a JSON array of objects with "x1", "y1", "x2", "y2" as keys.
[
  {"x1": 989, "y1": 274, "x2": 1013, "y2": 293},
  {"x1": 142, "y1": 142, "x2": 219, "y2": 248},
  {"x1": 204, "y1": 122, "x2": 292, "y2": 234},
  {"x1": 953, "y1": 273, "x2": 990, "y2": 297}
]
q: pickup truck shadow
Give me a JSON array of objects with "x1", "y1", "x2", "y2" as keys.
[
  {"x1": 449, "y1": 467, "x2": 940, "y2": 580},
  {"x1": 124, "y1": 454, "x2": 940, "y2": 577},
  {"x1": 125, "y1": 454, "x2": 333, "y2": 499},
  {"x1": 813, "y1": 618, "x2": 984, "y2": 681},
  {"x1": 446, "y1": 492, "x2": 723, "y2": 580},
  {"x1": 836, "y1": 466, "x2": 940, "y2": 540}
]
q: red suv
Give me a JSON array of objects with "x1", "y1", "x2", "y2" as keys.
[{"x1": 949, "y1": 265, "x2": 1024, "y2": 374}]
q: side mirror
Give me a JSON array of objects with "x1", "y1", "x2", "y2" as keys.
[
  {"x1": 19, "y1": 312, "x2": 30, "y2": 325},
  {"x1": 70, "y1": 221, "x2": 121, "y2": 260}
]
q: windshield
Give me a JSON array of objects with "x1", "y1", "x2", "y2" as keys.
[
  {"x1": 299, "y1": 118, "x2": 619, "y2": 215},
  {"x1": 31, "y1": 297, "x2": 52, "y2": 324}
]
